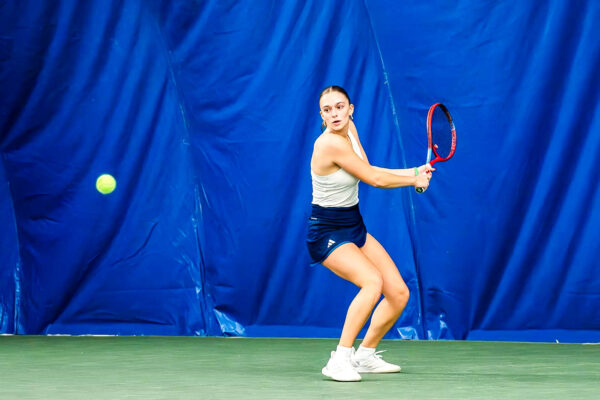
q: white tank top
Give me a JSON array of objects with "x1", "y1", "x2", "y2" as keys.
[{"x1": 311, "y1": 131, "x2": 364, "y2": 207}]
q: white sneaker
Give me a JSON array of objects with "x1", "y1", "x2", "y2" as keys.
[
  {"x1": 322, "y1": 351, "x2": 362, "y2": 382},
  {"x1": 352, "y1": 350, "x2": 401, "y2": 373}
]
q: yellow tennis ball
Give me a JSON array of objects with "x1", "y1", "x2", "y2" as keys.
[{"x1": 96, "y1": 174, "x2": 116, "y2": 195}]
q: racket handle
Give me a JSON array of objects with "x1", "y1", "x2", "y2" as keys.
[{"x1": 413, "y1": 167, "x2": 425, "y2": 194}]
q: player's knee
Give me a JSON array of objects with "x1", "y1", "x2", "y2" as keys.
[
  {"x1": 387, "y1": 285, "x2": 410, "y2": 311},
  {"x1": 362, "y1": 272, "x2": 383, "y2": 301}
]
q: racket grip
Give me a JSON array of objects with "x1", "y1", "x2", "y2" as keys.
[{"x1": 414, "y1": 167, "x2": 425, "y2": 194}]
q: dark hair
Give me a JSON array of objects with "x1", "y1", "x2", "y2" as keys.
[{"x1": 319, "y1": 86, "x2": 352, "y2": 130}]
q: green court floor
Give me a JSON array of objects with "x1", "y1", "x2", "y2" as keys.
[{"x1": 0, "y1": 336, "x2": 598, "y2": 399}]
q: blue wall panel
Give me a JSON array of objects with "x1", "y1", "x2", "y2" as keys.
[
  {"x1": 365, "y1": 0, "x2": 600, "y2": 341},
  {"x1": 0, "y1": 158, "x2": 19, "y2": 333},
  {"x1": 0, "y1": 0, "x2": 598, "y2": 341}
]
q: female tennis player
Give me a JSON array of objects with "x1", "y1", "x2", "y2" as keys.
[{"x1": 307, "y1": 86, "x2": 432, "y2": 382}]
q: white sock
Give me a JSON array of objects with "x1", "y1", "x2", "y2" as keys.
[
  {"x1": 355, "y1": 344, "x2": 376, "y2": 359},
  {"x1": 335, "y1": 345, "x2": 353, "y2": 359}
]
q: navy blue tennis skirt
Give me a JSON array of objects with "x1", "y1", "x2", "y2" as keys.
[{"x1": 306, "y1": 203, "x2": 367, "y2": 265}]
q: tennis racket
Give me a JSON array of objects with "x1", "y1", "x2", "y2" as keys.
[{"x1": 416, "y1": 103, "x2": 456, "y2": 193}]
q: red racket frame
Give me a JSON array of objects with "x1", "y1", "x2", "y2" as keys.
[
  {"x1": 426, "y1": 102, "x2": 456, "y2": 166},
  {"x1": 415, "y1": 103, "x2": 456, "y2": 193}
]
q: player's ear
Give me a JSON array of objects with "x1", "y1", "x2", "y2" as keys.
[{"x1": 349, "y1": 104, "x2": 354, "y2": 120}]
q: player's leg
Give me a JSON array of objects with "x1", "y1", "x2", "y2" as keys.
[
  {"x1": 320, "y1": 242, "x2": 383, "y2": 381},
  {"x1": 353, "y1": 233, "x2": 409, "y2": 373},
  {"x1": 322, "y1": 242, "x2": 383, "y2": 348}
]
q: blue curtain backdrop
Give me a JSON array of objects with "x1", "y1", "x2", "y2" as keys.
[{"x1": 1, "y1": 0, "x2": 598, "y2": 342}]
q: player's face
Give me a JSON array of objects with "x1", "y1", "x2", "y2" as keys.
[{"x1": 319, "y1": 92, "x2": 353, "y2": 132}]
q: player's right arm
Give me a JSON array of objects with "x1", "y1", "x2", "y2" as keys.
[
  {"x1": 317, "y1": 134, "x2": 430, "y2": 189},
  {"x1": 373, "y1": 164, "x2": 434, "y2": 176}
]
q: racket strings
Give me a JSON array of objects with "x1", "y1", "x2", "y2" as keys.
[{"x1": 430, "y1": 108, "x2": 453, "y2": 159}]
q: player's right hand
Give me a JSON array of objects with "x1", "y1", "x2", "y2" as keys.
[{"x1": 415, "y1": 172, "x2": 431, "y2": 190}]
